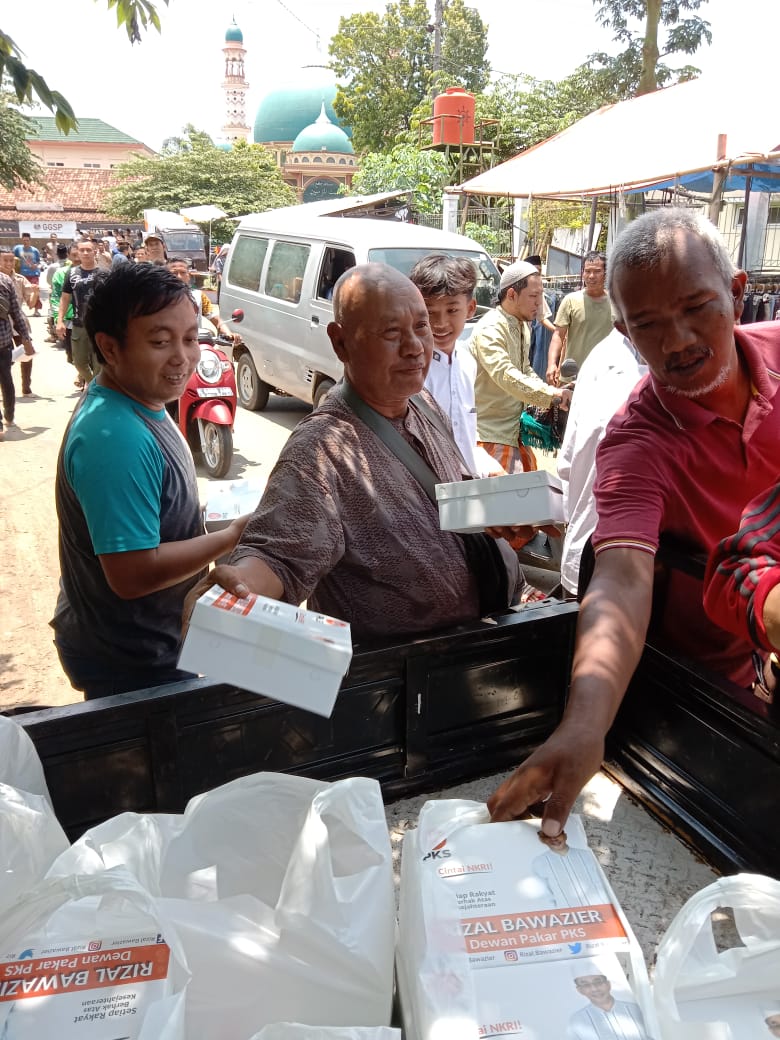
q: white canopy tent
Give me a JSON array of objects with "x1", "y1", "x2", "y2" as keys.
[{"x1": 454, "y1": 76, "x2": 780, "y2": 201}]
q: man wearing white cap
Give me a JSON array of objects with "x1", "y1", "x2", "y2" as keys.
[
  {"x1": 471, "y1": 259, "x2": 571, "y2": 474},
  {"x1": 568, "y1": 962, "x2": 651, "y2": 1039}
]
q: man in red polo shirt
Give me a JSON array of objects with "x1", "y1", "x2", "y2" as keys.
[{"x1": 488, "y1": 207, "x2": 780, "y2": 832}]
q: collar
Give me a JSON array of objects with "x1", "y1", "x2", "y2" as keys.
[
  {"x1": 650, "y1": 325, "x2": 777, "y2": 431},
  {"x1": 498, "y1": 303, "x2": 521, "y2": 329}
]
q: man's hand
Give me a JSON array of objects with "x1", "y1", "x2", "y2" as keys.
[
  {"x1": 55, "y1": 321, "x2": 66, "y2": 339},
  {"x1": 546, "y1": 363, "x2": 560, "y2": 387},
  {"x1": 182, "y1": 563, "x2": 252, "y2": 638},
  {"x1": 22, "y1": 340, "x2": 35, "y2": 356},
  {"x1": 555, "y1": 388, "x2": 573, "y2": 411},
  {"x1": 485, "y1": 522, "x2": 562, "y2": 542},
  {"x1": 487, "y1": 724, "x2": 605, "y2": 835}
]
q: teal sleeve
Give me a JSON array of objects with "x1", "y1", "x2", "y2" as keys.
[{"x1": 64, "y1": 404, "x2": 166, "y2": 555}]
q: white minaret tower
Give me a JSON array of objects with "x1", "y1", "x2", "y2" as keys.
[{"x1": 221, "y1": 19, "x2": 250, "y2": 144}]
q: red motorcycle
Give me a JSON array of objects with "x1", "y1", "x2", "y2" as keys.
[{"x1": 176, "y1": 329, "x2": 237, "y2": 478}]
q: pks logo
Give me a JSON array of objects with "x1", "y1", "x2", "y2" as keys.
[
  {"x1": 88, "y1": 941, "x2": 102, "y2": 952},
  {"x1": 504, "y1": 950, "x2": 519, "y2": 962},
  {"x1": 422, "y1": 838, "x2": 452, "y2": 861}
]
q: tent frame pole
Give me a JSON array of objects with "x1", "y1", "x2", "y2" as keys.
[{"x1": 737, "y1": 166, "x2": 753, "y2": 271}]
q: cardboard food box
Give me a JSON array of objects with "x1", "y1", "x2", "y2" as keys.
[
  {"x1": 178, "y1": 586, "x2": 353, "y2": 717},
  {"x1": 0, "y1": 933, "x2": 174, "y2": 1038},
  {"x1": 435, "y1": 471, "x2": 564, "y2": 534},
  {"x1": 397, "y1": 801, "x2": 659, "y2": 1040},
  {"x1": 203, "y1": 479, "x2": 266, "y2": 533}
]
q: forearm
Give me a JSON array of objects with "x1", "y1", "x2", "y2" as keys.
[
  {"x1": 57, "y1": 294, "x2": 71, "y2": 325},
  {"x1": 101, "y1": 526, "x2": 246, "y2": 599},
  {"x1": 548, "y1": 330, "x2": 565, "y2": 368},
  {"x1": 561, "y1": 553, "x2": 653, "y2": 740},
  {"x1": 762, "y1": 579, "x2": 780, "y2": 652},
  {"x1": 476, "y1": 338, "x2": 555, "y2": 408}
]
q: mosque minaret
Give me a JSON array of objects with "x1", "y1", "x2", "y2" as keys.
[{"x1": 221, "y1": 20, "x2": 251, "y2": 144}]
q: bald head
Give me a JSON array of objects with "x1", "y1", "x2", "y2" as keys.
[
  {"x1": 327, "y1": 262, "x2": 433, "y2": 419},
  {"x1": 332, "y1": 262, "x2": 416, "y2": 325}
]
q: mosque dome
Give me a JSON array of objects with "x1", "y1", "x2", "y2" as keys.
[
  {"x1": 292, "y1": 104, "x2": 354, "y2": 154},
  {"x1": 253, "y1": 65, "x2": 352, "y2": 144},
  {"x1": 225, "y1": 22, "x2": 243, "y2": 44}
]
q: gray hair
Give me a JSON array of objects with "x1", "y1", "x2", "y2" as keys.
[{"x1": 607, "y1": 207, "x2": 735, "y2": 307}]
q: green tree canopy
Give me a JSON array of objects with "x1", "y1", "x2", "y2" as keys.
[
  {"x1": 590, "y1": 0, "x2": 712, "y2": 95},
  {"x1": 347, "y1": 144, "x2": 452, "y2": 214},
  {"x1": 103, "y1": 130, "x2": 296, "y2": 243},
  {"x1": 329, "y1": 0, "x2": 489, "y2": 154},
  {"x1": 0, "y1": 89, "x2": 43, "y2": 189},
  {"x1": 1, "y1": 1, "x2": 168, "y2": 132}
]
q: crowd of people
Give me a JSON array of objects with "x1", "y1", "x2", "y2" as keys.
[{"x1": 2, "y1": 207, "x2": 779, "y2": 838}]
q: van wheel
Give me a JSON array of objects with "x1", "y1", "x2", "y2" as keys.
[
  {"x1": 313, "y1": 378, "x2": 336, "y2": 408},
  {"x1": 236, "y1": 354, "x2": 270, "y2": 411}
]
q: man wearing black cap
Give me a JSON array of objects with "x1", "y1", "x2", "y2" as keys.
[{"x1": 471, "y1": 258, "x2": 570, "y2": 474}]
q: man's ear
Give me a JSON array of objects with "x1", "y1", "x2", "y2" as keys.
[
  {"x1": 327, "y1": 321, "x2": 347, "y2": 362},
  {"x1": 94, "y1": 331, "x2": 119, "y2": 364},
  {"x1": 732, "y1": 269, "x2": 748, "y2": 320},
  {"x1": 466, "y1": 297, "x2": 477, "y2": 319}
]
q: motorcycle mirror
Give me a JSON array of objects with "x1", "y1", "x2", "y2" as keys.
[{"x1": 230, "y1": 308, "x2": 244, "y2": 324}]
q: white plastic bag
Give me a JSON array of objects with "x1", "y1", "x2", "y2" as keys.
[
  {"x1": 0, "y1": 715, "x2": 51, "y2": 798},
  {"x1": 47, "y1": 772, "x2": 396, "y2": 1039},
  {"x1": 0, "y1": 717, "x2": 69, "y2": 910},
  {"x1": 249, "y1": 1027, "x2": 401, "y2": 1040},
  {"x1": 0, "y1": 866, "x2": 189, "y2": 1040},
  {"x1": 654, "y1": 873, "x2": 780, "y2": 1039}
]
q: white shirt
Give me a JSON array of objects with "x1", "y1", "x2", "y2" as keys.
[
  {"x1": 425, "y1": 345, "x2": 491, "y2": 476},
  {"x1": 558, "y1": 329, "x2": 648, "y2": 595}
]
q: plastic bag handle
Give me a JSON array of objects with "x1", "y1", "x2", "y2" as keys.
[{"x1": 654, "y1": 873, "x2": 780, "y2": 1023}]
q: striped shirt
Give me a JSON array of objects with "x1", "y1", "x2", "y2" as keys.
[
  {"x1": 704, "y1": 484, "x2": 780, "y2": 653},
  {"x1": 0, "y1": 271, "x2": 31, "y2": 350}
]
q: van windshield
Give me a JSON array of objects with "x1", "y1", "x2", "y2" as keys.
[
  {"x1": 164, "y1": 231, "x2": 204, "y2": 252},
  {"x1": 367, "y1": 247, "x2": 500, "y2": 313}
]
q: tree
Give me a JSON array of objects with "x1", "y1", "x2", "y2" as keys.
[
  {"x1": 329, "y1": 0, "x2": 489, "y2": 153},
  {"x1": 1, "y1": 1, "x2": 168, "y2": 132},
  {"x1": 103, "y1": 132, "x2": 296, "y2": 243},
  {"x1": 347, "y1": 145, "x2": 452, "y2": 214},
  {"x1": 0, "y1": 91, "x2": 43, "y2": 189},
  {"x1": 590, "y1": 0, "x2": 712, "y2": 96}
]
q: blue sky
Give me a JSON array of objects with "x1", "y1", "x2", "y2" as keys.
[{"x1": 4, "y1": 0, "x2": 775, "y2": 151}]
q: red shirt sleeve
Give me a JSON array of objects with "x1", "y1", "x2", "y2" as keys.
[{"x1": 704, "y1": 483, "x2": 780, "y2": 652}]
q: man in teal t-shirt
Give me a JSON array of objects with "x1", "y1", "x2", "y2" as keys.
[{"x1": 51, "y1": 263, "x2": 249, "y2": 699}]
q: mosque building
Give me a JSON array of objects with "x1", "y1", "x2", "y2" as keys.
[{"x1": 220, "y1": 21, "x2": 358, "y2": 203}]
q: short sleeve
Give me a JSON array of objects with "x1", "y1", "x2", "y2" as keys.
[
  {"x1": 65, "y1": 411, "x2": 166, "y2": 555},
  {"x1": 591, "y1": 423, "x2": 665, "y2": 557}
]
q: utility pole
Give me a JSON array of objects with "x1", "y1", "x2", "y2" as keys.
[{"x1": 431, "y1": 0, "x2": 444, "y2": 102}]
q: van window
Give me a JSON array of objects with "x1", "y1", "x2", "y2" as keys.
[
  {"x1": 228, "y1": 235, "x2": 269, "y2": 292},
  {"x1": 367, "y1": 247, "x2": 500, "y2": 312},
  {"x1": 316, "y1": 247, "x2": 356, "y2": 301},
  {"x1": 265, "y1": 241, "x2": 310, "y2": 303}
]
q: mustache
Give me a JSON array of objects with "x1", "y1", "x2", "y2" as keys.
[{"x1": 663, "y1": 346, "x2": 714, "y2": 373}]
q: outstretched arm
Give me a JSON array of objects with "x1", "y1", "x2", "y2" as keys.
[{"x1": 488, "y1": 547, "x2": 654, "y2": 832}]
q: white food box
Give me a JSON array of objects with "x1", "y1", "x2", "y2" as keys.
[
  {"x1": 435, "y1": 471, "x2": 564, "y2": 534},
  {"x1": 203, "y1": 479, "x2": 266, "y2": 533},
  {"x1": 397, "y1": 800, "x2": 659, "y2": 1040},
  {"x1": 179, "y1": 586, "x2": 353, "y2": 717},
  {"x1": 0, "y1": 933, "x2": 174, "y2": 1038}
]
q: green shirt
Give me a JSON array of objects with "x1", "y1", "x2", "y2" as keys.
[
  {"x1": 471, "y1": 304, "x2": 556, "y2": 446},
  {"x1": 554, "y1": 289, "x2": 614, "y2": 368}
]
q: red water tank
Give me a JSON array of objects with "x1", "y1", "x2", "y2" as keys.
[{"x1": 432, "y1": 87, "x2": 476, "y2": 147}]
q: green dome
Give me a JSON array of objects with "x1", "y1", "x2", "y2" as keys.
[
  {"x1": 225, "y1": 22, "x2": 243, "y2": 43},
  {"x1": 253, "y1": 66, "x2": 352, "y2": 144},
  {"x1": 292, "y1": 104, "x2": 354, "y2": 154}
]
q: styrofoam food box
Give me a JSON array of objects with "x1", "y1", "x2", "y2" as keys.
[
  {"x1": 436, "y1": 471, "x2": 564, "y2": 534},
  {"x1": 179, "y1": 586, "x2": 352, "y2": 717},
  {"x1": 203, "y1": 479, "x2": 266, "y2": 533}
]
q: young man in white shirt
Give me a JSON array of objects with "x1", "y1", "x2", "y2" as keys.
[{"x1": 409, "y1": 254, "x2": 496, "y2": 476}]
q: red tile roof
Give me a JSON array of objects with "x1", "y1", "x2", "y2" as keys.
[{"x1": 0, "y1": 168, "x2": 120, "y2": 222}]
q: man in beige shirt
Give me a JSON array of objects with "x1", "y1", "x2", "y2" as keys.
[{"x1": 472, "y1": 259, "x2": 570, "y2": 474}]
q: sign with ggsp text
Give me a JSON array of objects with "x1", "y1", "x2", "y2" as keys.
[{"x1": 18, "y1": 221, "x2": 78, "y2": 240}]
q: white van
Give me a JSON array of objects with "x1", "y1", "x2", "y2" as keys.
[{"x1": 221, "y1": 209, "x2": 501, "y2": 410}]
